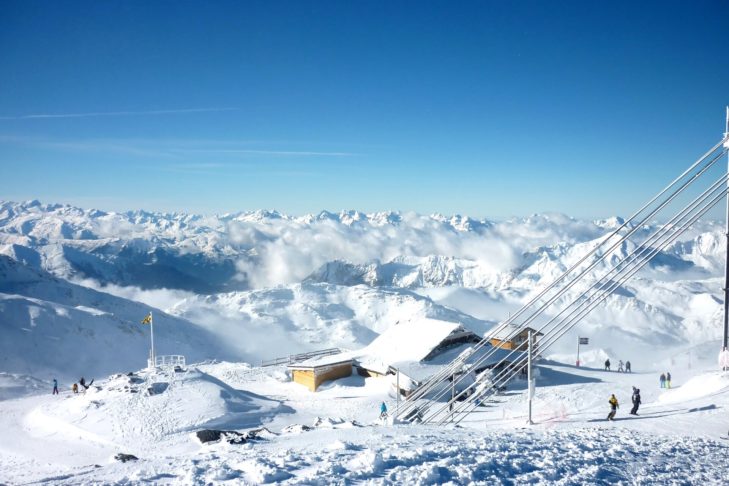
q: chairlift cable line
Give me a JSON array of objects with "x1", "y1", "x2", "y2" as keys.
[
  {"x1": 450, "y1": 192, "x2": 728, "y2": 425},
  {"x1": 411, "y1": 147, "x2": 728, "y2": 423},
  {"x1": 443, "y1": 184, "x2": 729, "y2": 425},
  {"x1": 435, "y1": 176, "x2": 729, "y2": 424},
  {"x1": 397, "y1": 144, "x2": 727, "y2": 418}
]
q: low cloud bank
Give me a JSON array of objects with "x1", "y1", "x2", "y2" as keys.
[{"x1": 228, "y1": 212, "x2": 605, "y2": 288}]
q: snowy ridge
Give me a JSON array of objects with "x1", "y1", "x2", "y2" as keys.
[
  {"x1": 0, "y1": 255, "x2": 233, "y2": 380},
  {"x1": 2, "y1": 200, "x2": 723, "y2": 293},
  {"x1": 1, "y1": 199, "x2": 726, "y2": 374}
]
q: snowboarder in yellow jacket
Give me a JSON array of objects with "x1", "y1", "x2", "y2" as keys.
[{"x1": 607, "y1": 394, "x2": 619, "y2": 421}]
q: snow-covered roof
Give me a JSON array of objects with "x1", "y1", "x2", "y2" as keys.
[
  {"x1": 288, "y1": 318, "x2": 470, "y2": 376},
  {"x1": 490, "y1": 324, "x2": 544, "y2": 340},
  {"x1": 288, "y1": 355, "x2": 353, "y2": 370},
  {"x1": 392, "y1": 343, "x2": 520, "y2": 385},
  {"x1": 353, "y1": 318, "x2": 465, "y2": 374}
]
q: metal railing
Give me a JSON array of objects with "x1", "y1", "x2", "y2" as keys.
[
  {"x1": 149, "y1": 355, "x2": 186, "y2": 369},
  {"x1": 260, "y1": 348, "x2": 344, "y2": 367}
]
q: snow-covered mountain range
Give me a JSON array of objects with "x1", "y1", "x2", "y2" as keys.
[
  {"x1": 1, "y1": 199, "x2": 728, "y2": 484},
  {"x1": 1, "y1": 200, "x2": 722, "y2": 291},
  {"x1": 0, "y1": 199, "x2": 725, "y2": 378}
]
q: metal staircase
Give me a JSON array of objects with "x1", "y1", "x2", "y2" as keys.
[{"x1": 396, "y1": 132, "x2": 729, "y2": 426}]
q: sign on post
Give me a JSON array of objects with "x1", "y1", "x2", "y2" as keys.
[{"x1": 577, "y1": 336, "x2": 589, "y2": 367}]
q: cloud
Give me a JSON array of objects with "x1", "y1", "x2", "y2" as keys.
[
  {"x1": 172, "y1": 149, "x2": 360, "y2": 157},
  {"x1": 226, "y1": 213, "x2": 569, "y2": 288},
  {"x1": 72, "y1": 278, "x2": 196, "y2": 311},
  {"x1": 0, "y1": 107, "x2": 238, "y2": 120},
  {"x1": 0, "y1": 135, "x2": 363, "y2": 160}
]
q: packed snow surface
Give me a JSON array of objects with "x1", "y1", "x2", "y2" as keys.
[{"x1": 1, "y1": 361, "x2": 729, "y2": 484}]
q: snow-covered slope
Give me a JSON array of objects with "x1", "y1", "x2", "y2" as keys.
[
  {"x1": 0, "y1": 255, "x2": 233, "y2": 381},
  {"x1": 0, "y1": 241, "x2": 498, "y2": 380},
  {"x1": 1, "y1": 199, "x2": 726, "y2": 379},
  {"x1": 2, "y1": 359, "x2": 729, "y2": 485},
  {"x1": 167, "y1": 281, "x2": 494, "y2": 363}
]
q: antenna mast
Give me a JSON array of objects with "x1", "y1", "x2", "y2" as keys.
[{"x1": 723, "y1": 107, "x2": 729, "y2": 351}]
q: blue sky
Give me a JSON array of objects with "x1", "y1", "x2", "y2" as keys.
[{"x1": 1, "y1": 1, "x2": 728, "y2": 219}]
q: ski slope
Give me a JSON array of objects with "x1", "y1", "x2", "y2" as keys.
[{"x1": 1, "y1": 360, "x2": 728, "y2": 484}]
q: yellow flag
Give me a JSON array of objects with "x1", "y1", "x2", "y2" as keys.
[{"x1": 141, "y1": 313, "x2": 152, "y2": 325}]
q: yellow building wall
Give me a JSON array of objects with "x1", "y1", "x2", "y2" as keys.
[
  {"x1": 292, "y1": 363, "x2": 353, "y2": 392},
  {"x1": 489, "y1": 338, "x2": 515, "y2": 350},
  {"x1": 314, "y1": 364, "x2": 352, "y2": 391},
  {"x1": 292, "y1": 369, "x2": 318, "y2": 392}
]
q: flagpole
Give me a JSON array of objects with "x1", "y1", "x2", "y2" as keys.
[{"x1": 150, "y1": 311, "x2": 155, "y2": 369}]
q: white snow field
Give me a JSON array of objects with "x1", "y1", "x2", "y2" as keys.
[
  {"x1": 1, "y1": 360, "x2": 728, "y2": 484},
  {"x1": 1, "y1": 200, "x2": 729, "y2": 484}
]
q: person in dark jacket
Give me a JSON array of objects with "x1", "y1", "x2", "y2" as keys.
[
  {"x1": 625, "y1": 361, "x2": 632, "y2": 373},
  {"x1": 604, "y1": 359, "x2": 611, "y2": 371},
  {"x1": 666, "y1": 372, "x2": 672, "y2": 389},
  {"x1": 52, "y1": 378, "x2": 59, "y2": 395},
  {"x1": 607, "y1": 394, "x2": 619, "y2": 421},
  {"x1": 79, "y1": 377, "x2": 94, "y2": 390},
  {"x1": 630, "y1": 387, "x2": 641, "y2": 415},
  {"x1": 659, "y1": 373, "x2": 666, "y2": 388}
]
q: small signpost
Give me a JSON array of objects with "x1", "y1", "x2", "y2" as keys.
[{"x1": 576, "y1": 336, "x2": 589, "y2": 367}]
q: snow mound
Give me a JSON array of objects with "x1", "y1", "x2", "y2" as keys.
[
  {"x1": 657, "y1": 372, "x2": 729, "y2": 405},
  {"x1": 24, "y1": 368, "x2": 291, "y2": 455}
]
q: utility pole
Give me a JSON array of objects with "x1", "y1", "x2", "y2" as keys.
[
  {"x1": 451, "y1": 373, "x2": 455, "y2": 422},
  {"x1": 527, "y1": 329, "x2": 534, "y2": 425},
  {"x1": 724, "y1": 106, "x2": 729, "y2": 351},
  {"x1": 396, "y1": 369, "x2": 400, "y2": 420}
]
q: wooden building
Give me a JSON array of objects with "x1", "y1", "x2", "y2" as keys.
[
  {"x1": 288, "y1": 357, "x2": 353, "y2": 392},
  {"x1": 488, "y1": 325, "x2": 543, "y2": 352}
]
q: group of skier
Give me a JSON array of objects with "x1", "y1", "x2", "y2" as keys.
[
  {"x1": 659, "y1": 372, "x2": 672, "y2": 388},
  {"x1": 604, "y1": 359, "x2": 631, "y2": 372},
  {"x1": 607, "y1": 386, "x2": 642, "y2": 421},
  {"x1": 51, "y1": 376, "x2": 94, "y2": 395}
]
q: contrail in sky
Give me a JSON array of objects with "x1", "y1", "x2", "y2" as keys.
[{"x1": 0, "y1": 107, "x2": 238, "y2": 120}]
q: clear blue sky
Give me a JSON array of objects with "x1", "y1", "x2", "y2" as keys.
[{"x1": 1, "y1": 1, "x2": 728, "y2": 218}]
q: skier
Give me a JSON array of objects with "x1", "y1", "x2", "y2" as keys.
[
  {"x1": 666, "y1": 372, "x2": 672, "y2": 389},
  {"x1": 604, "y1": 359, "x2": 611, "y2": 371},
  {"x1": 607, "y1": 394, "x2": 619, "y2": 421},
  {"x1": 625, "y1": 361, "x2": 632, "y2": 373},
  {"x1": 379, "y1": 401, "x2": 388, "y2": 420},
  {"x1": 630, "y1": 387, "x2": 641, "y2": 415},
  {"x1": 72, "y1": 383, "x2": 78, "y2": 394},
  {"x1": 79, "y1": 377, "x2": 94, "y2": 391},
  {"x1": 659, "y1": 373, "x2": 666, "y2": 388},
  {"x1": 52, "y1": 378, "x2": 59, "y2": 395},
  {"x1": 618, "y1": 360, "x2": 624, "y2": 372}
]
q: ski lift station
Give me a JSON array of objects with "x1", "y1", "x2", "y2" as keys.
[{"x1": 288, "y1": 318, "x2": 530, "y2": 393}]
